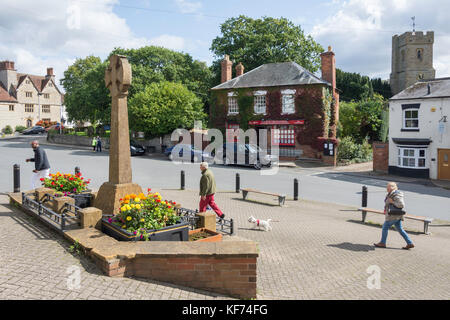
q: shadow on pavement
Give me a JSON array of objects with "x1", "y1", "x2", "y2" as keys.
[{"x1": 327, "y1": 242, "x2": 376, "y2": 252}]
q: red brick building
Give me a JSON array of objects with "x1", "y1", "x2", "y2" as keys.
[{"x1": 210, "y1": 47, "x2": 340, "y2": 164}]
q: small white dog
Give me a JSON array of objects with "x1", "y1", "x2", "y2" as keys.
[{"x1": 248, "y1": 215, "x2": 272, "y2": 231}]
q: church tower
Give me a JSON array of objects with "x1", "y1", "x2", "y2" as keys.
[{"x1": 390, "y1": 31, "x2": 435, "y2": 95}]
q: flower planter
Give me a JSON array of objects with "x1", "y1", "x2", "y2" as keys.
[
  {"x1": 101, "y1": 217, "x2": 189, "y2": 241},
  {"x1": 189, "y1": 228, "x2": 223, "y2": 242}
]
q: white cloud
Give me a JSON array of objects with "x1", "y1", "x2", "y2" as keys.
[
  {"x1": 311, "y1": 0, "x2": 450, "y2": 79},
  {"x1": 0, "y1": 0, "x2": 189, "y2": 89},
  {"x1": 174, "y1": 0, "x2": 202, "y2": 14}
]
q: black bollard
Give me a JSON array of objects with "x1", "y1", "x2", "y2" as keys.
[
  {"x1": 235, "y1": 173, "x2": 240, "y2": 193},
  {"x1": 75, "y1": 166, "x2": 80, "y2": 176},
  {"x1": 13, "y1": 164, "x2": 20, "y2": 192},
  {"x1": 294, "y1": 178, "x2": 299, "y2": 201},
  {"x1": 362, "y1": 185, "x2": 368, "y2": 207},
  {"x1": 181, "y1": 170, "x2": 185, "y2": 190}
]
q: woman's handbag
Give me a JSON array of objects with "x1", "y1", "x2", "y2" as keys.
[{"x1": 388, "y1": 204, "x2": 406, "y2": 215}]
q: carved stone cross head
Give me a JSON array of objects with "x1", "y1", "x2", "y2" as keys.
[{"x1": 105, "y1": 54, "x2": 132, "y2": 98}]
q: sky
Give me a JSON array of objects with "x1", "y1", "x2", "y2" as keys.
[{"x1": 1, "y1": 0, "x2": 449, "y2": 90}]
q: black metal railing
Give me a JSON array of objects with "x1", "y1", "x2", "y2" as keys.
[
  {"x1": 216, "y1": 216, "x2": 234, "y2": 236},
  {"x1": 176, "y1": 207, "x2": 200, "y2": 230},
  {"x1": 22, "y1": 192, "x2": 68, "y2": 232}
]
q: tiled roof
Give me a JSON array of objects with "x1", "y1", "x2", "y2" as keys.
[
  {"x1": 16, "y1": 73, "x2": 48, "y2": 92},
  {"x1": 390, "y1": 78, "x2": 450, "y2": 100},
  {"x1": 211, "y1": 61, "x2": 330, "y2": 90},
  {"x1": 0, "y1": 82, "x2": 17, "y2": 102}
]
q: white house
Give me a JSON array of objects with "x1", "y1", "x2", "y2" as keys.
[
  {"x1": 388, "y1": 78, "x2": 450, "y2": 180},
  {"x1": 0, "y1": 60, "x2": 64, "y2": 131}
]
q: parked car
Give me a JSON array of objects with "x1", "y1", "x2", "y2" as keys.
[
  {"x1": 130, "y1": 140, "x2": 146, "y2": 156},
  {"x1": 21, "y1": 126, "x2": 46, "y2": 135},
  {"x1": 164, "y1": 144, "x2": 214, "y2": 163},
  {"x1": 217, "y1": 143, "x2": 279, "y2": 169},
  {"x1": 45, "y1": 124, "x2": 65, "y2": 132}
]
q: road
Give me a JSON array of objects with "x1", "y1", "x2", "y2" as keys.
[{"x1": 1, "y1": 135, "x2": 449, "y2": 221}]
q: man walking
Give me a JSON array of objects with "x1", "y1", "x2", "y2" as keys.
[
  {"x1": 91, "y1": 136, "x2": 97, "y2": 152},
  {"x1": 96, "y1": 136, "x2": 102, "y2": 152},
  {"x1": 199, "y1": 162, "x2": 225, "y2": 220},
  {"x1": 26, "y1": 140, "x2": 50, "y2": 189}
]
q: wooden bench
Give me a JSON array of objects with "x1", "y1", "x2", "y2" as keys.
[
  {"x1": 358, "y1": 207, "x2": 433, "y2": 235},
  {"x1": 241, "y1": 188, "x2": 286, "y2": 206}
]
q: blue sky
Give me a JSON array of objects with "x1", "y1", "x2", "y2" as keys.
[{"x1": 1, "y1": 0, "x2": 449, "y2": 87}]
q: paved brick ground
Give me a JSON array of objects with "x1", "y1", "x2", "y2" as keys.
[{"x1": 1, "y1": 189, "x2": 450, "y2": 300}]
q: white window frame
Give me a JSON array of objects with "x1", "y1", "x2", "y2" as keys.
[
  {"x1": 253, "y1": 91, "x2": 267, "y2": 114},
  {"x1": 397, "y1": 146, "x2": 427, "y2": 169},
  {"x1": 403, "y1": 108, "x2": 419, "y2": 129},
  {"x1": 281, "y1": 89, "x2": 296, "y2": 114},
  {"x1": 227, "y1": 92, "x2": 238, "y2": 115}
]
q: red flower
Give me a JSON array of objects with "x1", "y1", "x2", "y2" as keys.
[
  {"x1": 60, "y1": 184, "x2": 64, "y2": 188},
  {"x1": 156, "y1": 199, "x2": 161, "y2": 203},
  {"x1": 51, "y1": 182, "x2": 55, "y2": 185},
  {"x1": 40, "y1": 178, "x2": 45, "y2": 181}
]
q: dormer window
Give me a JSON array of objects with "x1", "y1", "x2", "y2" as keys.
[{"x1": 26, "y1": 91, "x2": 32, "y2": 97}]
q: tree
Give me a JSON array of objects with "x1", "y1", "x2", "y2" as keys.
[
  {"x1": 338, "y1": 93, "x2": 386, "y2": 143},
  {"x1": 128, "y1": 81, "x2": 206, "y2": 137},
  {"x1": 61, "y1": 47, "x2": 213, "y2": 126},
  {"x1": 60, "y1": 56, "x2": 110, "y2": 124},
  {"x1": 111, "y1": 46, "x2": 212, "y2": 104},
  {"x1": 336, "y1": 68, "x2": 391, "y2": 101},
  {"x1": 210, "y1": 15, "x2": 324, "y2": 86}
]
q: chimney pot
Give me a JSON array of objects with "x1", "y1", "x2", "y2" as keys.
[
  {"x1": 236, "y1": 62, "x2": 244, "y2": 77},
  {"x1": 47, "y1": 67, "x2": 54, "y2": 76}
]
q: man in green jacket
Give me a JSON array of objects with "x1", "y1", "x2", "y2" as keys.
[{"x1": 199, "y1": 162, "x2": 225, "y2": 219}]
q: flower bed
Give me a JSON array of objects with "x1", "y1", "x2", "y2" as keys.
[
  {"x1": 189, "y1": 228, "x2": 222, "y2": 242},
  {"x1": 102, "y1": 189, "x2": 189, "y2": 241},
  {"x1": 41, "y1": 172, "x2": 92, "y2": 208}
]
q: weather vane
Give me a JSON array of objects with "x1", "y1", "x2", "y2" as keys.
[{"x1": 411, "y1": 16, "x2": 416, "y2": 32}]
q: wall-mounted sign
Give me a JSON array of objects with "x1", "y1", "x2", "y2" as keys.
[{"x1": 248, "y1": 120, "x2": 305, "y2": 125}]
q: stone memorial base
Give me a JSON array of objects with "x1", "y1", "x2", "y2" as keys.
[{"x1": 94, "y1": 182, "x2": 143, "y2": 215}]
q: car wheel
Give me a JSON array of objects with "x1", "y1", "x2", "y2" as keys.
[
  {"x1": 169, "y1": 153, "x2": 173, "y2": 160},
  {"x1": 253, "y1": 161, "x2": 262, "y2": 170}
]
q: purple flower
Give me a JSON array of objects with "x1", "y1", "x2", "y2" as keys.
[
  {"x1": 108, "y1": 218, "x2": 112, "y2": 223},
  {"x1": 133, "y1": 231, "x2": 137, "y2": 235}
]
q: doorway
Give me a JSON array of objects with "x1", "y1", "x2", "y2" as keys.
[{"x1": 438, "y1": 149, "x2": 450, "y2": 180}]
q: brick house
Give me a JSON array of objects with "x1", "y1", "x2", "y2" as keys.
[
  {"x1": 0, "y1": 60, "x2": 64, "y2": 131},
  {"x1": 210, "y1": 46, "x2": 340, "y2": 164}
]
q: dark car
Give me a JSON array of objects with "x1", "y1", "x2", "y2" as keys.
[
  {"x1": 22, "y1": 126, "x2": 46, "y2": 135},
  {"x1": 217, "y1": 143, "x2": 279, "y2": 169},
  {"x1": 164, "y1": 144, "x2": 214, "y2": 163},
  {"x1": 130, "y1": 140, "x2": 146, "y2": 156}
]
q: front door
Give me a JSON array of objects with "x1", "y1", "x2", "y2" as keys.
[{"x1": 438, "y1": 149, "x2": 450, "y2": 180}]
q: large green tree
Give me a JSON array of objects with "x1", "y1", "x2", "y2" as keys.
[
  {"x1": 61, "y1": 46, "x2": 213, "y2": 126},
  {"x1": 60, "y1": 56, "x2": 110, "y2": 124},
  {"x1": 210, "y1": 15, "x2": 324, "y2": 86},
  {"x1": 336, "y1": 68, "x2": 392, "y2": 101},
  {"x1": 128, "y1": 81, "x2": 207, "y2": 137}
]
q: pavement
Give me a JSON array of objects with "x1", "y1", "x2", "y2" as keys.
[{"x1": 1, "y1": 188, "x2": 450, "y2": 300}]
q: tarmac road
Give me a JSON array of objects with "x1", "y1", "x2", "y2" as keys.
[{"x1": 1, "y1": 135, "x2": 449, "y2": 221}]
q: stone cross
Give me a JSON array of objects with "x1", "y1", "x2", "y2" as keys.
[
  {"x1": 105, "y1": 54, "x2": 132, "y2": 184},
  {"x1": 94, "y1": 55, "x2": 143, "y2": 215}
]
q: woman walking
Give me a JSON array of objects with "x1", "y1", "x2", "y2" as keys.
[
  {"x1": 91, "y1": 136, "x2": 97, "y2": 152},
  {"x1": 374, "y1": 182, "x2": 415, "y2": 250}
]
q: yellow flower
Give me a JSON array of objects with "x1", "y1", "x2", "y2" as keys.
[
  {"x1": 135, "y1": 204, "x2": 141, "y2": 210},
  {"x1": 122, "y1": 225, "x2": 126, "y2": 229},
  {"x1": 134, "y1": 197, "x2": 140, "y2": 203},
  {"x1": 139, "y1": 193, "x2": 145, "y2": 199},
  {"x1": 126, "y1": 205, "x2": 131, "y2": 211},
  {"x1": 126, "y1": 216, "x2": 132, "y2": 221},
  {"x1": 121, "y1": 206, "x2": 127, "y2": 212},
  {"x1": 140, "y1": 218, "x2": 145, "y2": 222},
  {"x1": 131, "y1": 204, "x2": 136, "y2": 209}
]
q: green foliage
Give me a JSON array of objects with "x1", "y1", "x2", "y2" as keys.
[
  {"x1": 379, "y1": 107, "x2": 389, "y2": 143},
  {"x1": 336, "y1": 69, "x2": 391, "y2": 101},
  {"x1": 14, "y1": 125, "x2": 27, "y2": 133},
  {"x1": 60, "y1": 56, "x2": 110, "y2": 124},
  {"x1": 210, "y1": 15, "x2": 323, "y2": 86},
  {"x1": 338, "y1": 93, "x2": 386, "y2": 143},
  {"x1": 128, "y1": 81, "x2": 206, "y2": 137},
  {"x1": 338, "y1": 136, "x2": 373, "y2": 163},
  {"x1": 2, "y1": 125, "x2": 13, "y2": 134}
]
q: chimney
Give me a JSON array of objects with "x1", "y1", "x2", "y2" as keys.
[
  {"x1": 236, "y1": 62, "x2": 244, "y2": 77},
  {"x1": 221, "y1": 55, "x2": 232, "y2": 83},
  {"x1": 0, "y1": 60, "x2": 17, "y2": 94},
  {"x1": 320, "y1": 46, "x2": 336, "y2": 91},
  {"x1": 47, "y1": 67, "x2": 54, "y2": 76}
]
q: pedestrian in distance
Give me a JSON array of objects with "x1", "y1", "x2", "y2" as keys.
[
  {"x1": 91, "y1": 136, "x2": 97, "y2": 151},
  {"x1": 26, "y1": 140, "x2": 50, "y2": 189},
  {"x1": 96, "y1": 136, "x2": 102, "y2": 152},
  {"x1": 374, "y1": 182, "x2": 415, "y2": 250},
  {"x1": 199, "y1": 162, "x2": 225, "y2": 220}
]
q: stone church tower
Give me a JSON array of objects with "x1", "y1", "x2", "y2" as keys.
[{"x1": 390, "y1": 31, "x2": 435, "y2": 95}]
